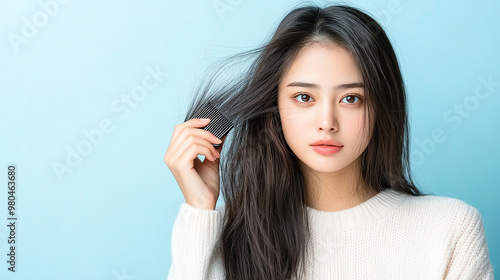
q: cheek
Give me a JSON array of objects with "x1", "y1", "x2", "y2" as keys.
[
  {"x1": 345, "y1": 115, "x2": 365, "y2": 134},
  {"x1": 344, "y1": 114, "x2": 371, "y2": 150},
  {"x1": 279, "y1": 109, "x2": 309, "y2": 145},
  {"x1": 280, "y1": 113, "x2": 296, "y2": 142}
]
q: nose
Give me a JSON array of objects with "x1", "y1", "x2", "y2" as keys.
[
  {"x1": 318, "y1": 104, "x2": 338, "y2": 132},
  {"x1": 319, "y1": 122, "x2": 337, "y2": 132}
]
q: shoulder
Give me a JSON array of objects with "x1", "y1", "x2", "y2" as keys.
[
  {"x1": 399, "y1": 192, "x2": 495, "y2": 278},
  {"x1": 395, "y1": 191, "x2": 485, "y2": 236},
  {"x1": 399, "y1": 191, "x2": 481, "y2": 218},
  {"x1": 403, "y1": 192, "x2": 480, "y2": 217}
]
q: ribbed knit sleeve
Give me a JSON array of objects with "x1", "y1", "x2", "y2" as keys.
[
  {"x1": 444, "y1": 204, "x2": 494, "y2": 279},
  {"x1": 167, "y1": 202, "x2": 224, "y2": 280}
]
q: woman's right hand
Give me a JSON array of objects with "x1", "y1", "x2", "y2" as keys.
[{"x1": 164, "y1": 118, "x2": 225, "y2": 210}]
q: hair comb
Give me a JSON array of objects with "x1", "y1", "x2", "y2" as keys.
[{"x1": 190, "y1": 102, "x2": 234, "y2": 147}]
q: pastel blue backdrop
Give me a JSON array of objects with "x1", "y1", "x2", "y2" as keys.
[{"x1": 0, "y1": 0, "x2": 498, "y2": 279}]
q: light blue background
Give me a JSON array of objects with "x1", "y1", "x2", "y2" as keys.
[{"x1": 0, "y1": 0, "x2": 498, "y2": 279}]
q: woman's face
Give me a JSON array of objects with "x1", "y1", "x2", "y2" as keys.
[{"x1": 278, "y1": 42, "x2": 374, "y2": 174}]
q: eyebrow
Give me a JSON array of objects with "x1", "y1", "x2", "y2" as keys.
[{"x1": 286, "y1": 81, "x2": 364, "y2": 90}]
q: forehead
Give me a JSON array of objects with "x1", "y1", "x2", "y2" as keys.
[{"x1": 280, "y1": 42, "x2": 362, "y2": 86}]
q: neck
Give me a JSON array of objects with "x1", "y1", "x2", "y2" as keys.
[{"x1": 302, "y1": 158, "x2": 378, "y2": 212}]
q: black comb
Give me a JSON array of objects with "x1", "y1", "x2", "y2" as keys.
[{"x1": 190, "y1": 102, "x2": 234, "y2": 147}]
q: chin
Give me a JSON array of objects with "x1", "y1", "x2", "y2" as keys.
[
  {"x1": 312, "y1": 166, "x2": 346, "y2": 174},
  {"x1": 301, "y1": 161, "x2": 347, "y2": 174}
]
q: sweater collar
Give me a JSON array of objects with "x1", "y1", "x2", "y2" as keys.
[{"x1": 306, "y1": 188, "x2": 408, "y2": 232}]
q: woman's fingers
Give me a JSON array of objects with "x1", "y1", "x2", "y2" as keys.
[
  {"x1": 165, "y1": 119, "x2": 221, "y2": 167},
  {"x1": 164, "y1": 118, "x2": 223, "y2": 210},
  {"x1": 171, "y1": 118, "x2": 210, "y2": 140},
  {"x1": 170, "y1": 119, "x2": 221, "y2": 149},
  {"x1": 171, "y1": 132, "x2": 220, "y2": 162}
]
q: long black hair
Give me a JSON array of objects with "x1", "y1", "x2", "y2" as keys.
[{"x1": 184, "y1": 3, "x2": 429, "y2": 279}]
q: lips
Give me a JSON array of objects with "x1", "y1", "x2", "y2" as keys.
[
  {"x1": 311, "y1": 145, "x2": 342, "y2": 155},
  {"x1": 310, "y1": 139, "x2": 343, "y2": 147}
]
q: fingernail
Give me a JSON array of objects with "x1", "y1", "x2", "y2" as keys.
[
  {"x1": 216, "y1": 138, "x2": 222, "y2": 144},
  {"x1": 200, "y1": 118, "x2": 210, "y2": 122}
]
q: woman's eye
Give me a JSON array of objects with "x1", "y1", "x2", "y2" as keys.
[
  {"x1": 293, "y1": 93, "x2": 313, "y2": 103},
  {"x1": 341, "y1": 95, "x2": 361, "y2": 104}
]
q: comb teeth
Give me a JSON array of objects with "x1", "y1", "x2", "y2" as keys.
[{"x1": 191, "y1": 102, "x2": 234, "y2": 146}]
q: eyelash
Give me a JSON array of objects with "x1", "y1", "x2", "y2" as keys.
[{"x1": 291, "y1": 92, "x2": 363, "y2": 105}]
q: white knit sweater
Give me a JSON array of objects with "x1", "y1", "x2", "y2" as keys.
[{"x1": 167, "y1": 188, "x2": 494, "y2": 279}]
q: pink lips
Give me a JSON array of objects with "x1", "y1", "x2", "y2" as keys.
[{"x1": 310, "y1": 139, "x2": 343, "y2": 155}]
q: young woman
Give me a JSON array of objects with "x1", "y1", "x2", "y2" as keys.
[{"x1": 164, "y1": 4, "x2": 494, "y2": 280}]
